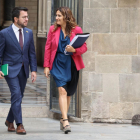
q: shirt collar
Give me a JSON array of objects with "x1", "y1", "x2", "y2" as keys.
[{"x1": 12, "y1": 23, "x2": 23, "y2": 32}]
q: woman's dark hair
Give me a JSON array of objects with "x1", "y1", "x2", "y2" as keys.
[
  {"x1": 12, "y1": 7, "x2": 28, "y2": 22},
  {"x1": 53, "y1": 7, "x2": 78, "y2": 36}
]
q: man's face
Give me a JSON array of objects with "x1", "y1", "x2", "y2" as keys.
[{"x1": 15, "y1": 11, "x2": 29, "y2": 28}]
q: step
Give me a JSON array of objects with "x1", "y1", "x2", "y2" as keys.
[{"x1": 0, "y1": 105, "x2": 48, "y2": 117}]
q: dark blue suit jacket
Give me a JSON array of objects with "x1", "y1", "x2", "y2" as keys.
[{"x1": 0, "y1": 25, "x2": 37, "y2": 78}]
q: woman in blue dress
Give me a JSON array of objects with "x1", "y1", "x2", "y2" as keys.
[{"x1": 44, "y1": 7, "x2": 87, "y2": 134}]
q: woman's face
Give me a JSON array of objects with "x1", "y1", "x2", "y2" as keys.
[{"x1": 56, "y1": 10, "x2": 66, "y2": 26}]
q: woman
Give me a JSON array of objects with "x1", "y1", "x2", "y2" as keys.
[{"x1": 44, "y1": 7, "x2": 87, "y2": 134}]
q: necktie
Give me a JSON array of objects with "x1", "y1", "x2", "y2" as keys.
[{"x1": 19, "y1": 29, "x2": 23, "y2": 50}]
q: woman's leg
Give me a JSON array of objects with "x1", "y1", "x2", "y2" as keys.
[
  {"x1": 58, "y1": 87, "x2": 69, "y2": 127},
  {"x1": 67, "y1": 96, "x2": 71, "y2": 113}
]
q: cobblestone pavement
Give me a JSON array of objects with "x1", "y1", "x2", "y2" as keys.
[{"x1": 0, "y1": 118, "x2": 140, "y2": 140}]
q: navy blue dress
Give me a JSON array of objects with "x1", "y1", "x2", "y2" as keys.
[
  {"x1": 50, "y1": 29, "x2": 71, "y2": 87},
  {"x1": 50, "y1": 29, "x2": 79, "y2": 96}
]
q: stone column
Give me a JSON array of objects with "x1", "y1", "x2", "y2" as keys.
[
  {"x1": 37, "y1": 0, "x2": 51, "y2": 37},
  {"x1": 3, "y1": 0, "x2": 15, "y2": 27}
]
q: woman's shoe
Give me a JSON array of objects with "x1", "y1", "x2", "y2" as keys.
[
  {"x1": 63, "y1": 119, "x2": 71, "y2": 134},
  {"x1": 60, "y1": 118, "x2": 63, "y2": 130}
]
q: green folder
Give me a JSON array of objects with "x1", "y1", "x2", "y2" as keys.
[{"x1": 1, "y1": 64, "x2": 8, "y2": 76}]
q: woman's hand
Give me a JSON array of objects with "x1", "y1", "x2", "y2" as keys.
[
  {"x1": 44, "y1": 67, "x2": 50, "y2": 78},
  {"x1": 65, "y1": 45, "x2": 76, "y2": 53}
]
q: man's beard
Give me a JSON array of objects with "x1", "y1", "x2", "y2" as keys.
[{"x1": 17, "y1": 20, "x2": 27, "y2": 28}]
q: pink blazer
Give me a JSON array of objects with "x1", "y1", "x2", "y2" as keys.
[{"x1": 44, "y1": 25, "x2": 87, "y2": 71}]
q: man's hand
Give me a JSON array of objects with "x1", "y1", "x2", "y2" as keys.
[
  {"x1": 0, "y1": 71, "x2": 4, "y2": 79},
  {"x1": 31, "y1": 71, "x2": 37, "y2": 83},
  {"x1": 65, "y1": 45, "x2": 76, "y2": 53},
  {"x1": 44, "y1": 67, "x2": 50, "y2": 78}
]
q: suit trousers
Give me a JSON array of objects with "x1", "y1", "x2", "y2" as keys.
[{"x1": 5, "y1": 66, "x2": 27, "y2": 124}]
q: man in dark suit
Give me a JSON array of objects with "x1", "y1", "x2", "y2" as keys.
[{"x1": 0, "y1": 7, "x2": 37, "y2": 135}]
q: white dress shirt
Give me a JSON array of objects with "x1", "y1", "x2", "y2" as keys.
[{"x1": 12, "y1": 23, "x2": 24, "y2": 44}]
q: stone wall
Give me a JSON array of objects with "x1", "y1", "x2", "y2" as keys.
[
  {"x1": 82, "y1": 0, "x2": 140, "y2": 123},
  {"x1": 15, "y1": 0, "x2": 37, "y2": 49}
]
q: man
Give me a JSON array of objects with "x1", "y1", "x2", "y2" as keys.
[{"x1": 0, "y1": 7, "x2": 37, "y2": 135}]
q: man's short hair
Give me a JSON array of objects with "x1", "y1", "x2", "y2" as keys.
[{"x1": 12, "y1": 7, "x2": 28, "y2": 22}]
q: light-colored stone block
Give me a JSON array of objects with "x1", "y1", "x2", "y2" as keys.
[
  {"x1": 110, "y1": 103, "x2": 123, "y2": 119},
  {"x1": 95, "y1": 56, "x2": 131, "y2": 73},
  {"x1": 103, "y1": 74, "x2": 119, "y2": 103},
  {"x1": 83, "y1": 9, "x2": 110, "y2": 33},
  {"x1": 81, "y1": 92, "x2": 91, "y2": 110},
  {"x1": 91, "y1": 93, "x2": 103, "y2": 118},
  {"x1": 84, "y1": 0, "x2": 90, "y2": 8},
  {"x1": 138, "y1": 34, "x2": 140, "y2": 55},
  {"x1": 118, "y1": 0, "x2": 140, "y2": 7},
  {"x1": 90, "y1": 0, "x2": 117, "y2": 8},
  {"x1": 85, "y1": 33, "x2": 93, "y2": 51},
  {"x1": 129, "y1": 9, "x2": 140, "y2": 33},
  {"x1": 83, "y1": 52, "x2": 95, "y2": 71},
  {"x1": 111, "y1": 9, "x2": 129, "y2": 33},
  {"x1": 92, "y1": 34, "x2": 137, "y2": 55},
  {"x1": 133, "y1": 103, "x2": 140, "y2": 115},
  {"x1": 132, "y1": 56, "x2": 140, "y2": 73},
  {"x1": 89, "y1": 73, "x2": 102, "y2": 92},
  {"x1": 91, "y1": 93, "x2": 109, "y2": 119},
  {"x1": 120, "y1": 74, "x2": 140, "y2": 102},
  {"x1": 102, "y1": 102, "x2": 110, "y2": 119},
  {"x1": 82, "y1": 71, "x2": 89, "y2": 92},
  {"x1": 122, "y1": 103, "x2": 133, "y2": 119}
]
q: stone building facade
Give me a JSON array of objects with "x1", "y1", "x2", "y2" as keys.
[{"x1": 82, "y1": 0, "x2": 140, "y2": 123}]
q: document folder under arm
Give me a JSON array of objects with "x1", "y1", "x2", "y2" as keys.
[{"x1": 64, "y1": 33, "x2": 90, "y2": 55}]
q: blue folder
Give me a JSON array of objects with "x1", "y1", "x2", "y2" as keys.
[{"x1": 64, "y1": 33, "x2": 90, "y2": 55}]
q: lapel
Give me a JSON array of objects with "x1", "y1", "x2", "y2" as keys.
[
  {"x1": 7, "y1": 25, "x2": 22, "y2": 52},
  {"x1": 54, "y1": 26, "x2": 76, "y2": 46},
  {"x1": 70, "y1": 28, "x2": 76, "y2": 41},
  {"x1": 23, "y1": 28, "x2": 29, "y2": 51},
  {"x1": 55, "y1": 27, "x2": 61, "y2": 47}
]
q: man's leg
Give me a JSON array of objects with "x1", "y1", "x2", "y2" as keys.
[
  {"x1": 16, "y1": 66, "x2": 27, "y2": 135},
  {"x1": 17, "y1": 66, "x2": 27, "y2": 126},
  {"x1": 5, "y1": 66, "x2": 27, "y2": 124},
  {"x1": 5, "y1": 76, "x2": 23, "y2": 124},
  {"x1": 6, "y1": 108, "x2": 14, "y2": 123},
  {"x1": 18, "y1": 66, "x2": 27, "y2": 98}
]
